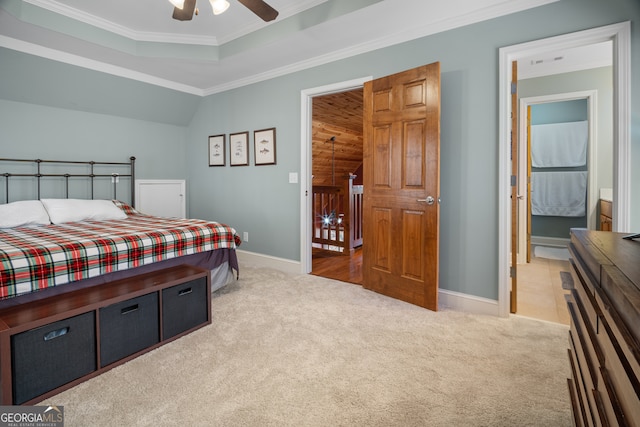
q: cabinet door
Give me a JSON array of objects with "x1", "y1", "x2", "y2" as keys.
[
  {"x1": 135, "y1": 180, "x2": 186, "y2": 218},
  {"x1": 11, "y1": 312, "x2": 96, "y2": 404},
  {"x1": 162, "y1": 277, "x2": 208, "y2": 340},
  {"x1": 99, "y1": 293, "x2": 160, "y2": 367}
]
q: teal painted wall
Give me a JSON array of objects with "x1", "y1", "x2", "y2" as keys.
[
  {"x1": 187, "y1": 0, "x2": 640, "y2": 299},
  {"x1": 531, "y1": 100, "x2": 588, "y2": 124},
  {"x1": 0, "y1": 0, "x2": 638, "y2": 301},
  {"x1": 0, "y1": 99, "x2": 190, "y2": 200},
  {"x1": 0, "y1": 48, "x2": 201, "y2": 126}
]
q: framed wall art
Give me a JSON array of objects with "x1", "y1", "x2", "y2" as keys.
[
  {"x1": 229, "y1": 131, "x2": 249, "y2": 166},
  {"x1": 208, "y1": 134, "x2": 225, "y2": 166},
  {"x1": 254, "y1": 127, "x2": 276, "y2": 165}
]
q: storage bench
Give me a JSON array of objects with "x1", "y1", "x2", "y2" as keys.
[{"x1": 0, "y1": 264, "x2": 210, "y2": 405}]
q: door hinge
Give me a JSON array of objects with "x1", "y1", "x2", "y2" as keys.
[
  {"x1": 511, "y1": 175, "x2": 517, "y2": 187},
  {"x1": 511, "y1": 82, "x2": 517, "y2": 94},
  {"x1": 510, "y1": 267, "x2": 516, "y2": 278}
]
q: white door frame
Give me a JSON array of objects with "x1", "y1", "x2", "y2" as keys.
[
  {"x1": 299, "y1": 76, "x2": 372, "y2": 274},
  {"x1": 498, "y1": 21, "x2": 631, "y2": 317},
  {"x1": 517, "y1": 90, "x2": 598, "y2": 264}
]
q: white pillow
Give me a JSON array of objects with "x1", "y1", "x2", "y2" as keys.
[
  {"x1": 0, "y1": 200, "x2": 51, "y2": 228},
  {"x1": 41, "y1": 199, "x2": 128, "y2": 224}
]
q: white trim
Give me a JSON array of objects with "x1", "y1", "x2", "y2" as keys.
[
  {"x1": 498, "y1": 21, "x2": 631, "y2": 317},
  {"x1": 299, "y1": 77, "x2": 372, "y2": 274},
  {"x1": 236, "y1": 249, "x2": 301, "y2": 276},
  {"x1": 530, "y1": 235, "x2": 570, "y2": 247},
  {"x1": 612, "y1": 23, "x2": 632, "y2": 232},
  {"x1": 438, "y1": 289, "x2": 499, "y2": 317},
  {"x1": 517, "y1": 90, "x2": 597, "y2": 264}
]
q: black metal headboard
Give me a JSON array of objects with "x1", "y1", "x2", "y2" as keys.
[{"x1": 0, "y1": 156, "x2": 136, "y2": 207}]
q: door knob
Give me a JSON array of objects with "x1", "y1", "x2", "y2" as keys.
[{"x1": 417, "y1": 196, "x2": 435, "y2": 205}]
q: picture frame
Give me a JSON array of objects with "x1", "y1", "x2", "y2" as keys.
[
  {"x1": 254, "y1": 127, "x2": 276, "y2": 165},
  {"x1": 208, "y1": 134, "x2": 225, "y2": 166},
  {"x1": 229, "y1": 131, "x2": 249, "y2": 166}
]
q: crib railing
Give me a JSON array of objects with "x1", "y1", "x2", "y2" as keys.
[{"x1": 312, "y1": 179, "x2": 363, "y2": 253}]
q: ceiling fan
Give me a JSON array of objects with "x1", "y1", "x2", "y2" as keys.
[{"x1": 169, "y1": 0, "x2": 279, "y2": 22}]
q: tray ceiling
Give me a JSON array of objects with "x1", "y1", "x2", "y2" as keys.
[{"x1": 0, "y1": 0, "x2": 571, "y2": 95}]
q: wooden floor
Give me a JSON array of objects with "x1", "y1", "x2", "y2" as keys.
[{"x1": 311, "y1": 247, "x2": 362, "y2": 285}]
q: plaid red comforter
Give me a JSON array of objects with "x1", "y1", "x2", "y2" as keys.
[{"x1": 0, "y1": 202, "x2": 240, "y2": 299}]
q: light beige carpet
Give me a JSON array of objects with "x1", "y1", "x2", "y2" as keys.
[{"x1": 41, "y1": 267, "x2": 572, "y2": 426}]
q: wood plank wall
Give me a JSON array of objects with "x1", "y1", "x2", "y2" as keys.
[{"x1": 312, "y1": 89, "x2": 364, "y2": 187}]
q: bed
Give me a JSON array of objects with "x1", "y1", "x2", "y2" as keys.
[
  {"x1": 0, "y1": 156, "x2": 240, "y2": 308},
  {"x1": 0, "y1": 156, "x2": 242, "y2": 404}
]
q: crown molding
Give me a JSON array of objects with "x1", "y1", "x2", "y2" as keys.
[
  {"x1": 204, "y1": 0, "x2": 561, "y2": 95},
  {"x1": 12, "y1": 0, "x2": 560, "y2": 95}
]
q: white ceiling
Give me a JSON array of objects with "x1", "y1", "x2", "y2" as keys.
[
  {"x1": 0, "y1": 0, "x2": 608, "y2": 96},
  {"x1": 27, "y1": 0, "x2": 330, "y2": 45}
]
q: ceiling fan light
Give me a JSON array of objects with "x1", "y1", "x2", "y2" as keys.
[
  {"x1": 169, "y1": 0, "x2": 185, "y2": 9},
  {"x1": 210, "y1": 0, "x2": 230, "y2": 15}
]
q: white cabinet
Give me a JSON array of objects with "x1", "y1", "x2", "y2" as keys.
[{"x1": 135, "y1": 179, "x2": 186, "y2": 218}]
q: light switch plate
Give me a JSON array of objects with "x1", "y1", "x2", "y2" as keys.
[{"x1": 289, "y1": 172, "x2": 298, "y2": 184}]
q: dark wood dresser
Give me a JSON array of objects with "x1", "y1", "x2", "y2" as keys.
[{"x1": 566, "y1": 229, "x2": 640, "y2": 426}]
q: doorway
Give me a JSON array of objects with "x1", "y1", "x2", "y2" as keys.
[
  {"x1": 301, "y1": 63, "x2": 442, "y2": 311},
  {"x1": 498, "y1": 22, "x2": 631, "y2": 318},
  {"x1": 310, "y1": 88, "x2": 364, "y2": 285},
  {"x1": 516, "y1": 94, "x2": 596, "y2": 324},
  {"x1": 300, "y1": 77, "x2": 371, "y2": 276},
  {"x1": 517, "y1": 91, "x2": 598, "y2": 265}
]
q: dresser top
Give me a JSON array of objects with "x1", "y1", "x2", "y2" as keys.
[{"x1": 571, "y1": 229, "x2": 640, "y2": 287}]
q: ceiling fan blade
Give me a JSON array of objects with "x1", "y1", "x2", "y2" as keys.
[
  {"x1": 237, "y1": 0, "x2": 279, "y2": 22},
  {"x1": 172, "y1": 0, "x2": 197, "y2": 21}
]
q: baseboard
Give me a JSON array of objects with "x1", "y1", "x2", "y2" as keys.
[
  {"x1": 236, "y1": 250, "x2": 302, "y2": 275},
  {"x1": 237, "y1": 249, "x2": 501, "y2": 317},
  {"x1": 438, "y1": 289, "x2": 500, "y2": 317},
  {"x1": 530, "y1": 235, "x2": 571, "y2": 247}
]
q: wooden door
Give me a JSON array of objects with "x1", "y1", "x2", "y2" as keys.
[
  {"x1": 526, "y1": 105, "x2": 532, "y2": 263},
  {"x1": 362, "y1": 63, "x2": 440, "y2": 311},
  {"x1": 510, "y1": 61, "x2": 518, "y2": 313}
]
